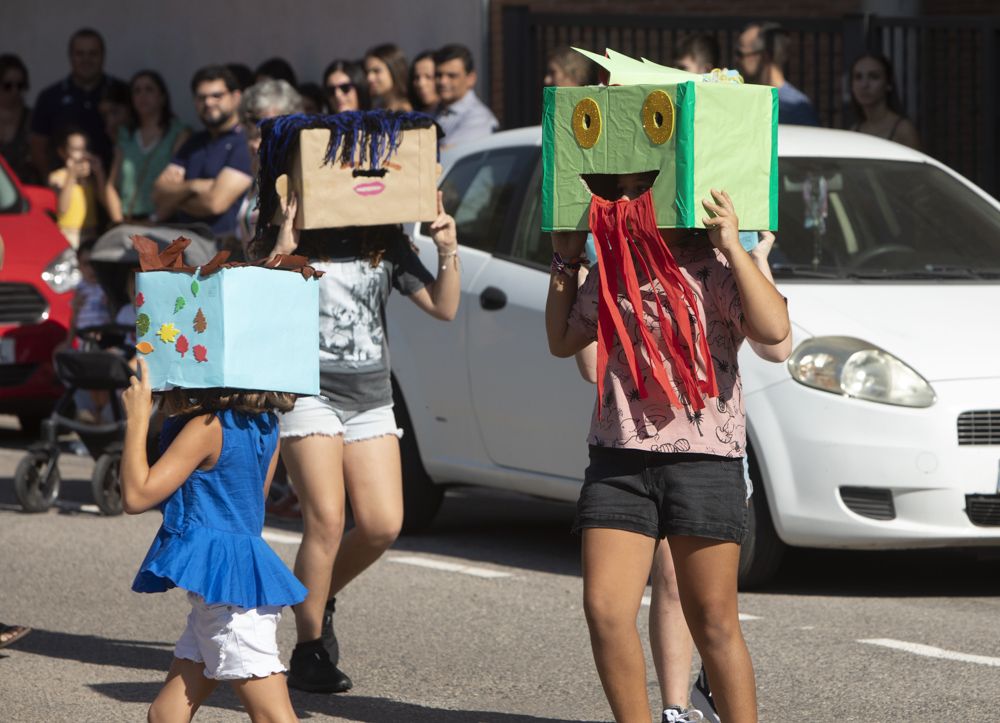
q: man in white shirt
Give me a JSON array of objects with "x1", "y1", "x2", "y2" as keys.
[{"x1": 433, "y1": 44, "x2": 498, "y2": 150}]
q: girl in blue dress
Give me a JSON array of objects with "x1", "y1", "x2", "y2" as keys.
[{"x1": 121, "y1": 357, "x2": 306, "y2": 722}]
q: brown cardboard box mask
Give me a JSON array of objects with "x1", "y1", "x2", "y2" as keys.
[{"x1": 260, "y1": 115, "x2": 441, "y2": 230}]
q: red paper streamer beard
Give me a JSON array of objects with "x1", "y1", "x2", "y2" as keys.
[{"x1": 588, "y1": 192, "x2": 718, "y2": 417}]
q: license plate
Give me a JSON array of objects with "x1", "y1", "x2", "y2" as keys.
[{"x1": 0, "y1": 337, "x2": 15, "y2": 364}]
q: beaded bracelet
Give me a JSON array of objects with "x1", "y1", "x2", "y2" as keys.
[
  {"x1": 438, "y1": 249, "x2": 459, "y2": 271},
  {"x1": 550, "y1": 252, "x2": 588, "y2": 276}
]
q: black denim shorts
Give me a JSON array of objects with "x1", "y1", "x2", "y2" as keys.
[{"x1": 573, "y1": 446, "x2": 748, "y2": 543}]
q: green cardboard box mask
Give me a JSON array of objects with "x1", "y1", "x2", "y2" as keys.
[{"x1": 541, "y1": 48, "x2": 779, "y2": 232}]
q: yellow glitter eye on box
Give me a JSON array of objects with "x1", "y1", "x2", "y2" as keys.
[
  {"x1": 572, "y1": 97, "x2": 602, "y2": 149},
  {"x1": 642, "y1": 90, "x2": 674, "y2": 145}
]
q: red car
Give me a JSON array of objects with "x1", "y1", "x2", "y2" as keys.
[{"x1": 0, "y1": 155, "x2": 75, "y2": 433}]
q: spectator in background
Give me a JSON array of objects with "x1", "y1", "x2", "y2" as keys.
[
  {"x1": 0, "y1": 54, "x2": 39, "y2": 183},
  {"x1": 434, "y1": 44, "x2": 498, "y2": 149},
  {"x1": 323, "y1": 59, "x2": 369, "y2": 113},
  {"x1": 543, "y1": 45, "x2": 596, "y2": 87},
  {"x1": 235, "y1": 79, "x2": 303, "y2": 255},
  {"x1": 297, "y1": 82, "x2": 327, "y2": 115},
  {"x1": 255, "y1": 57, "x2": 298, "y2": 87},
  {"x1": 737, "y1": 22, "x2": 820, "y2": 126},
  {"x1": 151, "y1": 65, "x2": 252, "y2": 242},
  {"x1": 850, "y1": 53, "x2": 920, "y2": 150},
  {"x1": 409, "y1": 50, "x2": 438, "y2": 113},
  {"x1": 30, "y1": 28, "x2": 127, "y2": 175},
  {"x1": 98, "y1": 81, "x2": 133, "y2": 151},
  {"x1": 364, "y1": 44, "x2": 412, "y2": 112},
  {"x1": 226, "y1": 63, "x2": 255, "y2": 91},
  {"x1": 48, "y1": 126, "x2": 106, "y2": 248},
  {"x1": 106, "y1": 70, "x2": 189, "y2": 223},
  {"x1": 675, "y1": 33, "x2": 720, "y2": 75}
]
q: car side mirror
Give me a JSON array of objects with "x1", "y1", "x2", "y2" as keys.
[{"x1": 22, "y1": 184, "x2": 57, "y2": 217}]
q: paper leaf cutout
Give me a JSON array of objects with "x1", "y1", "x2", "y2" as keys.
[
  {"x1": 193, "y1": 308, "x2": 207, "y2": 333},
  {"x1": 135, "y1": 292, "x2": 145, "y2": 308},
  {"x1": 136, "y1": 313, "x2": 150, "y2": 337},
  {"x1": 176, "y1": 334, "x2": 189, "y2": 358},
  {"x1": 136, "y1": 341, "x2": 154, "y2": 354},
  {"x1": 174, "y1": 296, "x2": 186, "y2": 313},
  {"x1": 157, "y1": 323, "x2": 181, "y2": 343},
  {"x1": 191, "y1": 279, "x2": 199, "y2": 297},
  {"x1": 193, "y1": 345, "x2": 208, "y2": 363}
]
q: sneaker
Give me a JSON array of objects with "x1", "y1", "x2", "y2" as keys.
[
  {"x1": 663, "y1": 706, "x2": 705, "y2": 723},
  {"x1": 689, "y1": 665, "x2": 721, "y2": 723},
  {"x1": 321, "y1": 597, "x2": 340, "y2": 667},
  {"x1": 287, "y1": 639, "x2": 352, "y2": 694}
]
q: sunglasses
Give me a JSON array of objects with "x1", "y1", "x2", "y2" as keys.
[
  {"x1": 2, "y1": 81, "x2": 27, "y2": 91},
  {"x1": 734, "y1": 49, "x2": 763, "y2": 59},
  {"x1": 325, "y1": 82, "x2": 354, "y2": 96}
]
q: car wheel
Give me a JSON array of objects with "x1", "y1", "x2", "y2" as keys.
[
  {"x1": 91, "y1": 452, "x2": 124, "y2": 516},
  {"x1": 392, "y1": 378, "x2": 444, "y2": 534},
  {"x1": 13, "y1": 452, "x2": 60, "y2": 513},
  {"x1": 738, "y1": 447, "x2": 786, "y2": 589}
]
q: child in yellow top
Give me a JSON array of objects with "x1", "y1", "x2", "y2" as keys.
[{"x1": 48, "y1": 128, "x2": 105, "y2": 248}]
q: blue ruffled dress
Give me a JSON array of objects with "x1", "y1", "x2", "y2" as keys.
[{"x1": 132, "y1": 409, "x2": 307, "y2": 609}]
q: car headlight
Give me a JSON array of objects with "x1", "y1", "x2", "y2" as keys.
[
  {"x1": 787, "y1": 336, "x2": 936, "y2": 408},
  {"x1": 41, "y1": 248, "x2": 80, "y2": 294}
]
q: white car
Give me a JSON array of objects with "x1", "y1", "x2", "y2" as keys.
[{"x1": 387, "y1": 125, "x2": 1000, "y2": 586}]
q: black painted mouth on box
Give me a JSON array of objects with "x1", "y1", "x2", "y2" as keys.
[{"x1": 580, "y1": 170, "x2": 659, "y2": 201}]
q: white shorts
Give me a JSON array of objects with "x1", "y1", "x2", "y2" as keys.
[
  {"x1": 279, "y1": 396, "x2": 402, "y2": 443},
  {"x1": 174, "y1": 592, "x2": 285, "y2": 681}
]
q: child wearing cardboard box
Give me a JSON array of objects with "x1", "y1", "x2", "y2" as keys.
[
  {"x1": 543, "y1": 52, "x2": 791, "y2": 723},
  {"x1": 251, "y1": 111, "x2": 460, "y2": 693}
]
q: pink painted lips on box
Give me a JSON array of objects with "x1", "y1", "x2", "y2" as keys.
[{"x1": 353, "y1": 181, "x2": 385, "y2": 196}]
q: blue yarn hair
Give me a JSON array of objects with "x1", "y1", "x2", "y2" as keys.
[{"x1": 254, "y1": 110, "x2": 439, "y2": 241}]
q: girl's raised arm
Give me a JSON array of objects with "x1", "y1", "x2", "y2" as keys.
[{"x1": 120, "y1": 358, "x2": 221, "y2": 514}]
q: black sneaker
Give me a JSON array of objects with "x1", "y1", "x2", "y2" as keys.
[
  {"x1": 321, "y1": 597, "x2": 340, "y2": 667},
  {"x1": 689, "y1": 664, "x2": 720, "y2": 723},
  {"x1": 288, "y1": 639, "x2": 353, "y2": 694}
]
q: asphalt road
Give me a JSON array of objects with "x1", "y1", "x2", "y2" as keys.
[{"x1": 2, "y1": 416, "x2": 1000, "y2": 722}]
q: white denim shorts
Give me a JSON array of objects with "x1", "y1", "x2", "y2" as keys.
[
  {"x1": 173, "y1": 592, "x2": 285, "y2": 681},
  {"x1": 278, "y1": 396, "x2": 402, "y2": 443}
]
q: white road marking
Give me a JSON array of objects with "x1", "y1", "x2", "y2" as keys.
[
  {"x1": 859, "y1": 638, "x2": 1000, "y2": 667},
  {"x1": 54, "y1": 501, "x2": 100, "y2": 514},
  {"x1": 639, "y1": 594, "x2": 759, "y2": 620},
  {"x1": 262, "y1": 529, "x2": 304, "y2": 545},
  {"x1": 388, "y1": 555, "x2": 512, "y2": 579}
]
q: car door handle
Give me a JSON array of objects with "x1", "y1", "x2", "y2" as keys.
[{"x1": 480, "y1": 286, "x2": 507, "y2": 311}]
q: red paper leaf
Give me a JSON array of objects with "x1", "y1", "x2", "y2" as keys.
[
  {"x1": 175, "y1": 334, "x2": 189, "y2": 358},
  {"x1": 135, "y1": 292, "x2": 145, "y2": 308},
  {"x1": 193, "y1": 345, "x2": 208, "y2": 363}
]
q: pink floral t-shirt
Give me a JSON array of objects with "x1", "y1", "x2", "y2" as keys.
[{"x1": 568, "y1": 240, "x2": 749, "y2": 457}]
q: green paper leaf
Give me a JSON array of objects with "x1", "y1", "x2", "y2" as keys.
[
  {"x1": 191, "y1": 279, "x2": 200, "y2": 297},
  {"x1": 136, "y1": 313, "x2": 150, "y2": 337},
  {"x1": 174, "y1": 296, "x2": 186, "y2": 313}
]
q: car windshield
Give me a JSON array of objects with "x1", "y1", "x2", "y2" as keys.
[
  {"x1": 772, "y1": 158, "x2": 1000, "y2": 280},
  {"x1": 0, "y1": 162, "x2": 21, "y2": 214}
]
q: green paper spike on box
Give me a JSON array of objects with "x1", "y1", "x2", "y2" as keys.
[{"x1": 541, "y1": 48, "x2": 779, "y2": 232}]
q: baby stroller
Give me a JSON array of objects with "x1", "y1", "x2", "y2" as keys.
[
  {"x1": 13, "y1": 225, "x2": 218, "y2": 515},
  {"x1": 14, "y1": 324, "x2": 138, "y2": 515}
]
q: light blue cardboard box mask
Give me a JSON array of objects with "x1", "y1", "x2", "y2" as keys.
[{"x1": 135, "y1": 266, "x2": 319, "y2": 395}]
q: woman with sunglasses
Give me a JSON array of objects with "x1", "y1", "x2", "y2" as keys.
[
  {"x1": 322, "y1": 60, "x2": 370, "y2": 114},
  {"x1": 0, "y1": 54, "x2": 39, "y2": 183}
]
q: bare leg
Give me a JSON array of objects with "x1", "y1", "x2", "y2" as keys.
[
  {"x1": 582, "y1": 527, "x2": 657, "y2": 723},
  {"x1": 148, "y1": 658, "x2": 218, "y2": 723},
  {"x1": 230, "y1": 673, "x2": 298, "y2": 723},
  {"x1": 650, "y1": 538, "x2": 696, "y2": 709},
  {"x1": 282, "y1": 434, "x2": 345, "y2": 642},
  {"x1": 669, "y1": 535, "x2": 757, "y2": 723},
  {"x1": 327, "y1": 434, "x2": 403, "y2": 598}
]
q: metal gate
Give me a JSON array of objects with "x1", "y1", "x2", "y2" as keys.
[{"x1": 497, "y1": 8, "x2": 1000, "y2": 196}]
